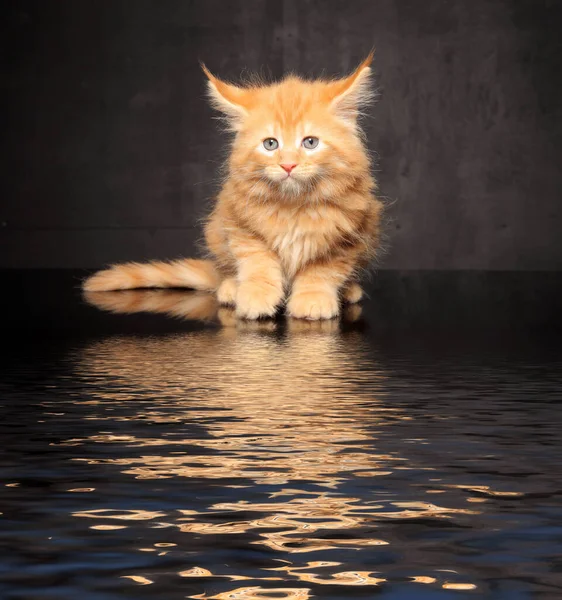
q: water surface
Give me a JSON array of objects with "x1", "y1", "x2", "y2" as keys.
[{"x1": 1, "y1": 270, "x2": 561, "y2": 599}]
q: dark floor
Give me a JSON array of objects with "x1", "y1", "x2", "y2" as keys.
[{"x1": 1, "y1": 270, "x2": 562, "y2": 599}]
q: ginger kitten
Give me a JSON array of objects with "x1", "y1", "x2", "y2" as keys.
[{"x1": 83, "y1": 54, "x2": 383, "y2": 320}]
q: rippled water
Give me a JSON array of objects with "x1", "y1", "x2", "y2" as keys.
[{"x1": 2, "y1": 274, "x2": 562, "y2": 599}]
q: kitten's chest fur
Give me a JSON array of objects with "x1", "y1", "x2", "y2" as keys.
[{"x1": 265, "y1": 205, "x2": 354, "y2": 277}]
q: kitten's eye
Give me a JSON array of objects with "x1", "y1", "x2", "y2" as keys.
[
  {"x1": 302, "y1": 136, "x2": 319, "y2": 149},
  {"x1": 263, "y1": 138, "x2": 279, "y2": 151}
]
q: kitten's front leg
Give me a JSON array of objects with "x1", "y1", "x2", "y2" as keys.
[
  {"x1": 230, "y1": 231, "x2": 284, "y2": 319},
  {"x1": 287, "y1": 256, "x2": 357, "y2": 320}
]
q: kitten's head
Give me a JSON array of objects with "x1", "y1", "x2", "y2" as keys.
[{"x1": 202, "y1": 54, "x2": 375, "y2": 199}]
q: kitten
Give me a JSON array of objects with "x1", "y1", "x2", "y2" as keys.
[{"x1": 83, "y1": 54, "x2": 383, "y2": 320}]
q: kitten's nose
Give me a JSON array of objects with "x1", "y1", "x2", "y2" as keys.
[{"x1": 280, "y1": 163, "x2": 298, "y2": 174}]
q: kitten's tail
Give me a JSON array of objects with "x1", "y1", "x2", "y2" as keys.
[{"x1": 82, "y1": 259, "x2": 220, "y2": 292}]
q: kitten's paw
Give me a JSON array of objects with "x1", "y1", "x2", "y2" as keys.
[
  {"x1": 342, "y1": 282, "x2": 363, "y2": 304},
  {"x1": 235, "y1": 280, "x2": 283, "y2": 320},
  {"x1": 217, "y1": 278, "x2": 237, "y2": 305},
  {"x1": 287, "y1": 289, "x2": 340, "y2": 320}
]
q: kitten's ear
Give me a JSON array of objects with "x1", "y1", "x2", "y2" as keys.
[
  {"x1": 201, "y1": 63, "x2": 248, "y2": 129},
  {"x1": 328, "y1": 52, "x2": 375, "y2": 126}
]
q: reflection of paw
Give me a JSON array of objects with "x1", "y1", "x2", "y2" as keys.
[
  {"x1": 218, "y1": 307, "x2": 276, "y2": 334},
  {"x1": 342, "y1": 282, "x2": 363, "y2": 304},
  {"x1": 217, "y1": 307, "x2": 237, "y2": 327},
  {"x1": 236, "y1": 280, "x2": 283, "y2": 320},
  {"x1": 343, "y1": 303, "x2": 363, "y2": 323},
  {"x1": 217, "y1": 278, "x2": 237, "y2": 305},
  {"x1": 237, "y1": 319, "x2": 277, "y2": 333},
  {"x1": 287, "y1": 289, "x2": 339, "y2": 320},
  {"x1": 286, "y1": 317, "x2": 340, "y2": 333}
]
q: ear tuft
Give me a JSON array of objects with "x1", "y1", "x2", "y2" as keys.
[
  {"x1": 201, "y1": 63, "x2": 249, "y2": 130},
  {"x1": 329, "y1": 51, "x2": 376, "y2": 126}
]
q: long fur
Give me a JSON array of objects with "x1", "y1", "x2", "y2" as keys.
[{"x1": 83, "y1": 54, "x2": 383, "y2": 320}]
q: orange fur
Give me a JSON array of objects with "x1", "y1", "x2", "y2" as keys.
[
  {"x1": 82, "y1": 259, "x2": 219, "y2": 292},
  {"x1": 83, "y1": 54, "x2": 382, "y2": 320}
]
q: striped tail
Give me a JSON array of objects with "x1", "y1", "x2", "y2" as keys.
[{"x1": 82, "y1": 259, "x2": 220, "y2": 292}]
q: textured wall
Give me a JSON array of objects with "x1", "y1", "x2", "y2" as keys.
[{"x1": 2, "y1": 0, "x2": 561, "y2": 269}]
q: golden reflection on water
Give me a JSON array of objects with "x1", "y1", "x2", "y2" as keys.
[
  {"x1": 72, "y1": 290, "x2": 481, "y2": 596},
  {"x1": 122, "y1": 575, "x2": 153, "y2": 585},
  {"x1": 192, "y1": 588, "x2": 313, "y2": 600}
]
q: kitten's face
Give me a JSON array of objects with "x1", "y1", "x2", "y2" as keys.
[
  {"x1": 231, "y1": 84, "x2": 364, "y2": 196},
  {"x1": 203, "y1": 56, "x2": 374, "y2": 200}
]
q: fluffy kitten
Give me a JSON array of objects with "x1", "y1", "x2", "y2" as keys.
[{"x1": 83, "y1": 54, "x2": 383, "y2": 320}]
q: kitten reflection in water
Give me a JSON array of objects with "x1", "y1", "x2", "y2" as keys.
[
  {"x1": 83, "y1": 288, "x2": 363, "y2": 329},
  {"x1": 75, "y1": 290, "x2": 477, "y2": 596},
  {"x1": 77, "y1": 289, "x2": 394, "y2": 550}
]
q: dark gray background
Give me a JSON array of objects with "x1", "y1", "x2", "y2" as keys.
[{"x1": 2, "y1": 0, "x2": 561, "y2": 269}]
